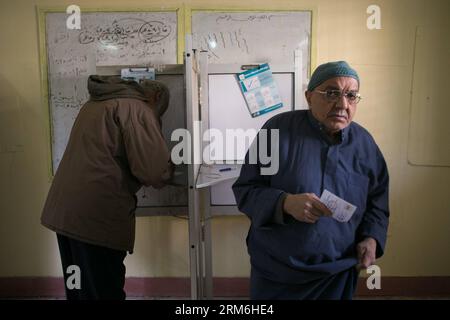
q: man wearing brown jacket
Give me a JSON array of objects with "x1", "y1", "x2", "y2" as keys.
[{"x1": 41, "y1": 75, "x2": 173, "y2": 300}]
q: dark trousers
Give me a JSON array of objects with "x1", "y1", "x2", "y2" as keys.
[
  {"x1": 250, "y1": 267, "x2": 358, "y2": 300},
  {"x1": 56, "y1": 233, "x2": 127, "y2": 300}
]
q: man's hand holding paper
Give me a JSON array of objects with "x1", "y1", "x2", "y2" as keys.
[{"x1": 320, "y1": 189, "x2": 357, "y2": 223}]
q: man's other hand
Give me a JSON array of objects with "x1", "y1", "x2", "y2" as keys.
[{"x1": 356, "y1": 237, "x2": 377, "y2": 271}]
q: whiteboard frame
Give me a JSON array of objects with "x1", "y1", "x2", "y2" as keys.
[{"x1": 37, "y1": 6, "x2": 185, "y2": 180}]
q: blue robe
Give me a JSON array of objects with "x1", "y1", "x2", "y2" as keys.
[{"x1": 232, "y1": 110, "x2": 389, "y2": 299}]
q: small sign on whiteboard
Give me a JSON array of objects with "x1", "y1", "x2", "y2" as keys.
[
  {"x1": 121, "y1": 68, "x2": 155, "y2": 83},
  {"x1": 237, "y1": 63, "x2": 283, "y2": 117}
]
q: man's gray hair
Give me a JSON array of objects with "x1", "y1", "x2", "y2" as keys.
[{"x1": 140, "y1": 80, "x2": 170, "y2": 117}]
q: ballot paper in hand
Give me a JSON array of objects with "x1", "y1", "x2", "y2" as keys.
[{"x1": 320, "y1": 189, "x2": 357, "y2": 223}]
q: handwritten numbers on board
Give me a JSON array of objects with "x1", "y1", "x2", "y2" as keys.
[{"x1": 66, "y1": 5, "x2": 81, "y2": 30}]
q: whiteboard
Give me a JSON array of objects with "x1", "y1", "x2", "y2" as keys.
[
  {"x1": 192, "y1": 11, "x2": 311, "y2": 85},
  {"x1": 44, "y1": 11, "x2": 186, "y2": 210},
  {"x1": 208, "y1": 73, "x2": 293, "y2": 161},
  {"x1": 45, "y1": 12, "x2": 178, "y2": 172}
]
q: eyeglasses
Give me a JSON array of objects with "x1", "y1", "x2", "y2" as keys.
[{"x1": 314, "y1": 90, "x2": 362, "y2": 104}]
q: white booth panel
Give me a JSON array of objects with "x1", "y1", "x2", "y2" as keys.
[{"x1": 208, "y1": 73, "x2": 293, "y2": 161}]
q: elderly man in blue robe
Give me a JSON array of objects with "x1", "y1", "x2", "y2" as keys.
[{"x1": 232, "y1": 61, "x2": 390, "y2": 300}]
